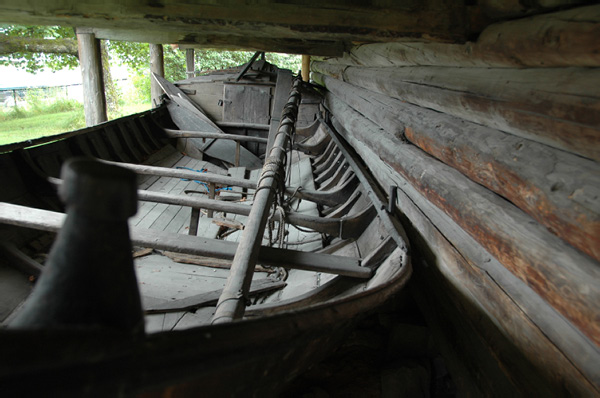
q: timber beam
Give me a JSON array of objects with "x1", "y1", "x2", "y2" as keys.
[
  {"x1": 0, "y1": 202, "x2": 369, "y2": 279},
  {"x1": 0, "y1": 0, "x2": 466, "y2": 56},
  {"x1": 162, "y1": 128, "x2": 268, "y2": 144},
  {"x1": 47, "y1": 176, "x2": 370, "y2": 238}
]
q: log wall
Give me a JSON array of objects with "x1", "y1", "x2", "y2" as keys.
[{"x1": 312, "y1": 4, "x2": 600, "y2": 396}]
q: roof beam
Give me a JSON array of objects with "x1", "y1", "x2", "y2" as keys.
[{"x1": 0, "y1": 0, "x2": 466, "y2": 56}]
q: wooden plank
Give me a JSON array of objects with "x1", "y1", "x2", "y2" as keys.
[
  {"x1": 125, "y1": 119, "x2": 154, "y2": 157},
  {"x1": 115, "y1": 123, "x2": 144, "y2": 162},
  {"x1": 217, "y1": 121, "x2": 270, "y2": 130},
  {"x1": 145, "y1": 278, "x2": 285, "y2": 314},
  {"x1": 312, "y1": 65, "x2": 600, "y2": 161},
  {"x1": 153, "y1": 73, "x2": 262, "y2": 168},
  {"x1": 319, "y1": 74, "x2": 600, "y2": 263},
  {"x1": 326, "y1": 98, "x2": 600, "y2": 346},
  {"x1": 162, "y1": 128, "x2": 268, "y2": 144},
  {"x1": 131, "y1": 157, "x2": 197, "y2": 229},
  {"x1": 102, "y1": 126, "x2": 134, "y2": 163},
  {"x1": 101, "y1": 160, "x2": 257, "y2": 190},
  {"x1": 223, "y1": 84, "x2": 271, "y2": 125},
  {"x1": 0, "y1": 203, "x2": 369, "y2": 278}
]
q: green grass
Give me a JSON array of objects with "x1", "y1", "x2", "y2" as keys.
[
  {"x1": 0, "y1": 100, "x2": 151, "y2": 146},
  {"x1": 0, "y1": 110, "x2": 85, "y2": 145}
]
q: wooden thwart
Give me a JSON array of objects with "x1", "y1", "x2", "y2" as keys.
[
  {"x1": 100, "y1": 160, "x2": 258, "y2": 190},
  {"x1": 162, "y1": 128, "x2": 268, "y2": 144},
  {"x1": 0, "y1": 202, "x2": 369, "y2": 279}
]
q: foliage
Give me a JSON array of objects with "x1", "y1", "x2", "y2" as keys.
[
  {"x1": 0, "y1": 89, "x2": 83, "y2": 121},
  {"x1": 2, "y1": 24, "x2": 302, "y2": 79},
  {"x1": 0, "y1": 24, "x2": 79, "y2": 72},
  {"x1": 265, "y1": 53, "x2": 302, "y2": 74}
]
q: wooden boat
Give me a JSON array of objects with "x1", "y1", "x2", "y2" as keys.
[{"x1": 0, "y1": 60, "x2": 411, "y2": 396}]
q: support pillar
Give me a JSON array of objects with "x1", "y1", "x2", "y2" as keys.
[
  {"x1": 76, "y1": 29, "x2": 107, "y2": 126},
  {"x1": 186, "y1": 48, "x2": 195, "y2": 79},
  {"x1": 302, "y1": 54, "x2": 311, "y2": 82},
  {"x1": 150, "y1": 44, "x2": 165, "y2": 108}
]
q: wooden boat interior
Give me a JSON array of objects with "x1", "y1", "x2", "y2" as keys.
[{"x1": 0, "y1": 61, "x2": 411, "y2": 395}]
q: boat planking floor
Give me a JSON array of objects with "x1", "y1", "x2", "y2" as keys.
[
  {"x1": 3, "y1": 146, "x2": 337, "y2": 331},
  {"x1": 129, "y1": 147, "x2": 275, "y2": 332}
]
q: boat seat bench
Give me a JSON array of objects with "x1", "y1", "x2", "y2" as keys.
[{"x1": 0, "y1": 202, "x2": 370, "y2": 279}]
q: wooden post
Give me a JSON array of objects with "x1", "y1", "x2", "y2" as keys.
[
  {"x1": 235, "y1": 141, "x2": 241, "y2": 167},
  {"x1": 76, "y1": 29, "x2": 107, "y2": 126},
  {"x1": 149, "y1": 44, "x2": 164, "y2": 108},
  {"x1": 302, "y1": 55, "x2": 311, "y2": 82},
  {"x1": 207, "y1": 182, "x2": 216, "y2": 218},
  {"x1": 186, "y1": 48, "x2": 195, "y2": 79}
]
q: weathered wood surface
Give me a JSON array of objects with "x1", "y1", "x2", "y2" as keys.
[
  {"x1": 212, "y1": 78, "x2": 302, "y2": 323},
  {"x1": 479, "y1": 0, "x2": 589, "y2": 19},
  {"x1": 324, "y1": 95, "x2": 600, "y2": 347},
  {"x1": 0, "y1": 34, "x2": 78, "y2": 56},
  {"x1": 267, "y1": 69, "x2": 294, "y2": 152},
  {"x1": 162, "y1": 128, "x2": 268, "y2": 144},
  {"x1": 322, "y1": 113, "x2": 600, "y2": 394},
  {"x1": 330, "y1": 5, "x2": 600, "y2": 68},
  {"x1": 145, "y1": 278, "x2": 285, "y2": 314},
  {"x1": 185, "y1": 48, "x2": 195, "y2": 79},
  {"x1": 100, "y1": 160, "x2": 257, "y2": 190},
  {"x1": 153, "y1": 73, "x2": 262, "y2": 168},
  {"x1": 0, "y1": 0, "x2": 467, "y2": 56},
  {"x1": 316, "y1": 74, "x2": 600, "y2": 263},
  {"x1": 312, "y1": 65, "x2": 600, "y2": 161},
  {"x1": 76, "y1": 30, "x2": 107, "y2": 127},
  {"x1": 223, "y1": 84, "x2": 271, "y2": 125},
  {"x1": 149, "y1": 44, "x2": 164, "y2": 108},
  {"x1": 0, "y1": 202, "x2": 370, "y2": 278}
]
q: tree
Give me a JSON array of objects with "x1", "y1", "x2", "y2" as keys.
[
  {"x1": 1, "y1": 24, "x2": 302, "y2": 106},
  {"x1": 0, "y1": 25, "x2": 79, "y2": 72}
]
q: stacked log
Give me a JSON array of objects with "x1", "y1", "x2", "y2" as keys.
[{"x1": 312, "y1": 4, "x2": 600, "y2": 396}]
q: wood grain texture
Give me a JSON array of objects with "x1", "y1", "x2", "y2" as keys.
[
  {"x1": 316, "y1": 73, "x2": 600, "y2": 263},
  {"x1": 329, "y1": 5, "x2": 600, "y2": 68},
  {"x1": 149, "y1": 44, "x2": 164, "y2": 108},
  {"x1": 324, "y1": 108, "x2": 600, "y2": 394},
  {"x1": 76, "y1": 32, "x2": 107, "y2": 127},
  {"x1": 0, "y1": 0, "x2": 465, "y2": 56},
  {"x1": 313, "y1": 63, "x2": 600, "y2": 161},
  {"x1": 324, "y1": 94, "x2": 600, "y2": 348}
]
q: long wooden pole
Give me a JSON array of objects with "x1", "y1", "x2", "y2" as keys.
[
  {"x1": 76, "y1": 29, "x2": 107, "y2": 126},
  {"x1": 212, "y1": 76, "x2": 301, "y2": 324},
  {"x1": 162, "y1": 128, "x2": 268, "y2": 143}
]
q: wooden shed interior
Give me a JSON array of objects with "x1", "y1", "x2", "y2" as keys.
[{"x1": 0, "y1": 0, "x2": 598, "y2": 396}]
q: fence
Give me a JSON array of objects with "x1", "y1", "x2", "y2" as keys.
[{"x1": 0, "y1": 83, "x2": 85, "y2": 108}]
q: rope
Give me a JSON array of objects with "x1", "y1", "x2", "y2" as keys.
[{"x1": 175, "y1": 166, "x2": 232, "y2": 192}]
